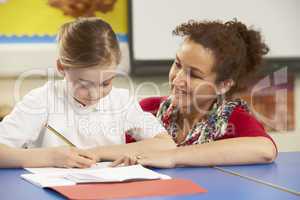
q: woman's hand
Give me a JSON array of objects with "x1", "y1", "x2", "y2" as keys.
[
  {"x1": 110, "y1": 150, "x2": 176, "y2": 168},
  {"x1": 46, "y1": 146, "x2": 97, "y2": 168},
  {"x1": 110, "y1": 154, "x2": 139, "y2": 167},
  {"x1": 137, "y1": 151, "x2": 176, "y2": 168}
]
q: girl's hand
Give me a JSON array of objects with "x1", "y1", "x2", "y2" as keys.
[{"x1": 46, "y1": 146, "x2": 97, "y2": 168}]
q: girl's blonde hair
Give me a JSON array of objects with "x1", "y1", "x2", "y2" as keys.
[{"x1": 57, "y1": 17, "x2": 121, "y2": 68}]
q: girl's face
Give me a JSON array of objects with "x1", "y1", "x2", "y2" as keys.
[
  {"x1": 169, "y1": 39, "x2": 219, "y2": 114},
  {"x1": 59, "y1": 63, "x2": 116, "y2": 106}
]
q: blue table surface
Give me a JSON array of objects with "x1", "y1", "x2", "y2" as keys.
[
  {"x1": 0, "y1": 152, "x2": 299, "y2": 200},
  {"x1": 218, "y1": 152, "x2": 300, "y2": 193},
  {"x1": 130, "y1": 167, "x2": 300, "y2": 200}
]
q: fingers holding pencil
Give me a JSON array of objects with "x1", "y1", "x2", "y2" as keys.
[
  {"x1": 46, "y1": 146, "x2": 97, "y2": 168},
  {"x1": 43, "y1": 124, "x2": 98, "y2": 168}
]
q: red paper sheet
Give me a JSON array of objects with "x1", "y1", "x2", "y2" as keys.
[{"x1": 51, "y1": 179, "x2": 207, "y2": 200}]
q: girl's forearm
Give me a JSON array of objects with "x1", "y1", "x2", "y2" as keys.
[{"x1": 0, "y1": 144, "x2": 52, "y2": 168}]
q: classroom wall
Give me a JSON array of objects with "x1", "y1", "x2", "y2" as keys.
[
  {"x1": 0, "y1": 42, "x2": 130, "y2": 76},
  {"x1": 0, "y1": 0, "x2": 130, "y2": 75},
  {"x1": 131, "y1": 0, "x2": 300, "y2": 61}
]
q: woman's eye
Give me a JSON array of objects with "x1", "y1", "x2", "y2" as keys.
[
  {"x1": 175, "y1": 61, "x2": 181, "y2": 68},
  {"x1": 191, "y1": 74, "x2": 199, "y2": 78},
  {"x1": 190, "y1": 73, "x2": 203, "y2": 80}
]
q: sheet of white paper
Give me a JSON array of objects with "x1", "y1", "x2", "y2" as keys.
[
  {"x1": 21, "y1": 173, "x2": 75, "y2": 188},
  {"x1": 89, "y1": 164, "x2": 171, "y2": 181},
  {"x1": 64, "y1": 165, "x2": 171, "y2": 183},
  {"x1": 21, "y1": 165, "x2": 171, "y2": 187},
  {"x1": 25, "y1": 162, "x2": 112, "y2": 175}
]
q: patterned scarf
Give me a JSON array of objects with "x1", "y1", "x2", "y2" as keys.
[{"x1": 156, "y1": 97, "x2": 250, "y2": 146}]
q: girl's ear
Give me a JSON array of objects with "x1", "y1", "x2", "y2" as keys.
[
  {"x1": 56, "y1": 59, "x2": 65, "y2": 76},
  {"x1": 217, "y1": 79, "x2": 235, "y2": 95}
]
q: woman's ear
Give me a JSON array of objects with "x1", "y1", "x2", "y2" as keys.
[
  {"x1": 56, "y1": 59, "x2": 65, "y2": 76},
  {"x1": 217, "y1": 79, "x2": 235, "y2": 95}
]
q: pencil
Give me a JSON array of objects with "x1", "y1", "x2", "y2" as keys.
[{"x1": 45, "y1": 124, "x2": 76, "y2": 147}]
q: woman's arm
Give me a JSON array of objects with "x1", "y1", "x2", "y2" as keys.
[
  {"x1": 113, "y1": 136, "x2": 276, "y2": 168},
  {"x1": 0, "y1": 144, "x2": 96, "y2": 168},
  {"x1": 172, "y1": 136, "x2": 276, "y2": 166},
  {"x1": 90, "y1": 133, "x2": 176, "y2": 162}
]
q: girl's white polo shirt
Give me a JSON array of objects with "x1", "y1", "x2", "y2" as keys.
[{"x1": 0, "y1": 80, "x2": 166, "y2": 148}]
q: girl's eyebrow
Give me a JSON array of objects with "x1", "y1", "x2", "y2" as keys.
[
  {"x1": 79, "y1": 75, "x2": 115, "y2": 86},
  {"x1": 78, "y1": 78, "x2": 93, "y2": 84}
]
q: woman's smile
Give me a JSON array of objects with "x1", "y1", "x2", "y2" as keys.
[{"x1": 173, "y1": 87, "x2": 189, "y2": 96}]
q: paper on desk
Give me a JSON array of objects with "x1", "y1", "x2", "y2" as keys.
[
  {"x1": 25, "y1": 162, "x2": 112, "y2": 174},
  {"x1": 64, "y1": 164, "x2": 171, "y2": 183},
  {"x1": 21, "y1": 173, "x2": 75, "y2": 188},
  {"x1": 21, "y1": 165, "x2": 171, "y2": 188}
]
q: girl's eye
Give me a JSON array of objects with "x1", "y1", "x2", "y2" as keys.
[
  {"x1": 78, "y1": 81, "x2": 90, "y2": 87},
  {"x1": 100, "y1": 80, "x2": 111, "y2": 87}
]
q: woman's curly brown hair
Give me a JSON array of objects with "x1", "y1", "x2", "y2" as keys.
[{"x1": 173, "y1": 19, "x2": 269, "y2": 96}]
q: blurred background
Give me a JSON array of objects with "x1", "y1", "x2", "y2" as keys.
[{"x1": 0, "y1": 0, "x2": 300, "y2": 151}]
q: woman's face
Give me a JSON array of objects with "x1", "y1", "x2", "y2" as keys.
[{"x1": 169, "y1": 39, "x2": 219, "y2": 114}]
